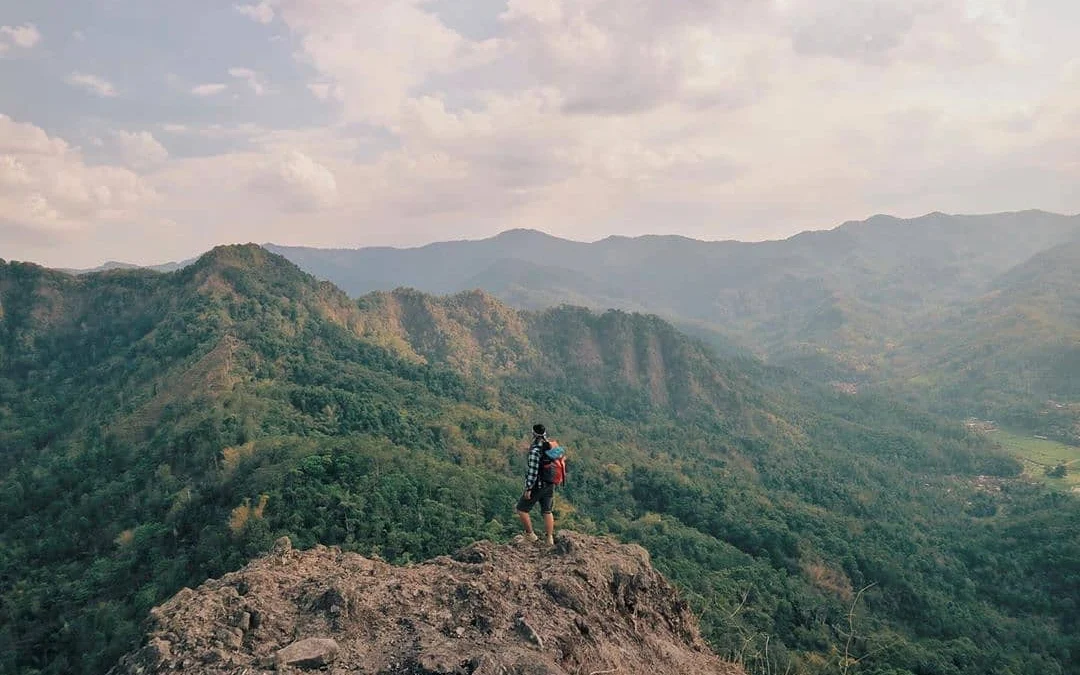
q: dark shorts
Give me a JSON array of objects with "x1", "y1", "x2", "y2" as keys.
[{"x1": 516, "y1": 483, "x2": 555, "y2": 515}]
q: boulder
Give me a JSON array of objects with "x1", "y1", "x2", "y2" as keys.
[{"x1": 275, "y1": 637, "x2": 339, "y2": 669}]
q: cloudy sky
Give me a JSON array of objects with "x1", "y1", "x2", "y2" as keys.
[{"x1": 0, "y1": 0, "x2": 1078, "y2": 267}]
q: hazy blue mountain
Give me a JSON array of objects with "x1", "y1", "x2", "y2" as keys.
[
  {"x1": 266, "y1": 210, "x2": 1080, "y2": 356},
  {"x1": 57, "y1": 258, "x2": 195, "y2": 276},
  {"x1": 269, "y1": 211, "x2": 1077, "y2": 296}
]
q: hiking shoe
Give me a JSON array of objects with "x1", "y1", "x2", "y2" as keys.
[
  {"x1": 545, "y1": 534, "x2": 554, "y2": 546},
  {"x1": 525, "y1": 532, "x2": 539, "y2": 542}
]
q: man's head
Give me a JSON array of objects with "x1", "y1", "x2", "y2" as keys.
[{"x1": 532, "y1": 423, "x2": 546, "y2": 438}]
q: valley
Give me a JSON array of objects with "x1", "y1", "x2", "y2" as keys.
[{"x1": 991, "y1": 429, "x2": 1080, "y2": 493}]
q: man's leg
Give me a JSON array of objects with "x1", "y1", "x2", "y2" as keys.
[
  {"x1": 516, "y1": 491, "x2": 539, "y2": 540},
  {"x1": 517, "y1": 509, "x2": 534, "y2": 535},
  {"x1": 540, "y1": 485, "x2": 555, "y2": 544}
]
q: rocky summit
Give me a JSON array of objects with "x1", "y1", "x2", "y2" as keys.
[{"x1": 108, "y1": 532, "x2": 744, "y2": 675}]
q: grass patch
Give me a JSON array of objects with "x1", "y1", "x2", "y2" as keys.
[{"x1": 991, "y1": 428, "x2": 1080, "y2": 493}]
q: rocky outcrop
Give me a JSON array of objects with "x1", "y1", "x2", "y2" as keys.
[{"x1": 109, "y1": 532, "x2": 743, "y2": 675}]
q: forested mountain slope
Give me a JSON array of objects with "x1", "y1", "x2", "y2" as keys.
[
  {"x1": 1, "y1": 246, "x2": 1076, "y2": 675},
  {"x1": 351, "y1": 288, "x2": 763, "y2": 427},
  {"x1": 52, "y1": 210, "x2": 1080, "y2": 432},
  {"x1": 890, "y1": 240, "x2": 1080, "y2": 440},
  {"x1": 263, "y1": 211, "x2": 1080, "y2": 438}
]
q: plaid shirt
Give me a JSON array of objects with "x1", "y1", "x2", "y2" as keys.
[{"x1": 525, "y1": 437, "x2": 544, "y2": 490}]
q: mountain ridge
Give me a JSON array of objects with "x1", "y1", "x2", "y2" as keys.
[
  {"x1": 45, "y1": 208, "x2": 1078, "y2": 276},
  {"x1": 257, "y1": 210, "x2": 1080, "y2": 438},
  {"x1": 351, "y1": 287, "x2": 761, "y2": 426},
  {"x1": 261, "y1": 210, "x2": 1080, "y2": 314}
]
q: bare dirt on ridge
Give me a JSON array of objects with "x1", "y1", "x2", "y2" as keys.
[{"x1": 109, "y1": 531, "x2": 744, "y2": 675}]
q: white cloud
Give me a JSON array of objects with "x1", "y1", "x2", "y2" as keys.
[
  {"x1": 191, "y1": 83, "x2": 228, "y2": 97},
  {"x1": 236, "y1": 2, "x2": 275, "y2": 24},
  {"x1": 255, "y1": 1, "x2": 766, "y2": 231},
  {"x1": 778, "y1": 0, "x2": 1025, "y2": 66},
  {"x1": 251, "y1": 150, "x2": 338, "y2": 211},
  {"x1": 0, "y1": 115, "x2": 68, "y2": 156},
  {"x1": 228, "y1": 67, "x2": 269, "y2": 95},
  {"x1": 0, "y1": 115, "x2": 156, "y2": 237},
  {"x1": 275, "y1": 0, "x2": 500, "y2": 125},
  {"x1": 496, "y1": 0, "x2": 775, "y2": 115},
  {"x1": 112, "y1": 131, "x2": 169, "y2": 169},
  {"x1": 308, "y1": 82, "x2": 344, "y2": 101},
  {"x1": 66, "y1": 72, "x2": 118, "y2": 98},
  {"x1": 155, "y1": 123, "x2": 267, "y2": 142},
  {"x1": 72, "y1": 30, "x2": 86, "y2": 42},
  {"x1": 1, "y1": 23, "x2": 41, "y2": 48},
  {"x1": 0, "y1": 23, "x2": 41, "y2": 53}
]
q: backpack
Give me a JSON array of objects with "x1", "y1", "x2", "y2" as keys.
[{"x1": 539, "y1": 441, "x2": 567, "y2": 486}]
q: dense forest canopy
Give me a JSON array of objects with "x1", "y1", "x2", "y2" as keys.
[{"x1": 1, "y1": 245, "x2": 1077, "y2": 675}]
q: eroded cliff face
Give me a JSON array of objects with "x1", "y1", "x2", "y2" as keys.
[{"x1": 110, "y1": 531, "x2": 744, "y2": 675}]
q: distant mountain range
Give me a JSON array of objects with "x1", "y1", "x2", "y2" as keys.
[
  {"x1": 57, "y1": 259, "x2": 193, "y2": 276},
  {"x1": 48, "y1": 209, "x2": 1080, "y2": 439},
  {"x1": 264, "y1": 210, "x2": 1078, "y2": 325}
]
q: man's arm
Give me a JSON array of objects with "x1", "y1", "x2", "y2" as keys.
[{"x1": 524, "y1": 444, "x2": 539, "y2": 491}]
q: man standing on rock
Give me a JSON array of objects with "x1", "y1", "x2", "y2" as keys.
[{"x1": 517, "y1": 423, "x2": 556, "y2": 545}]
